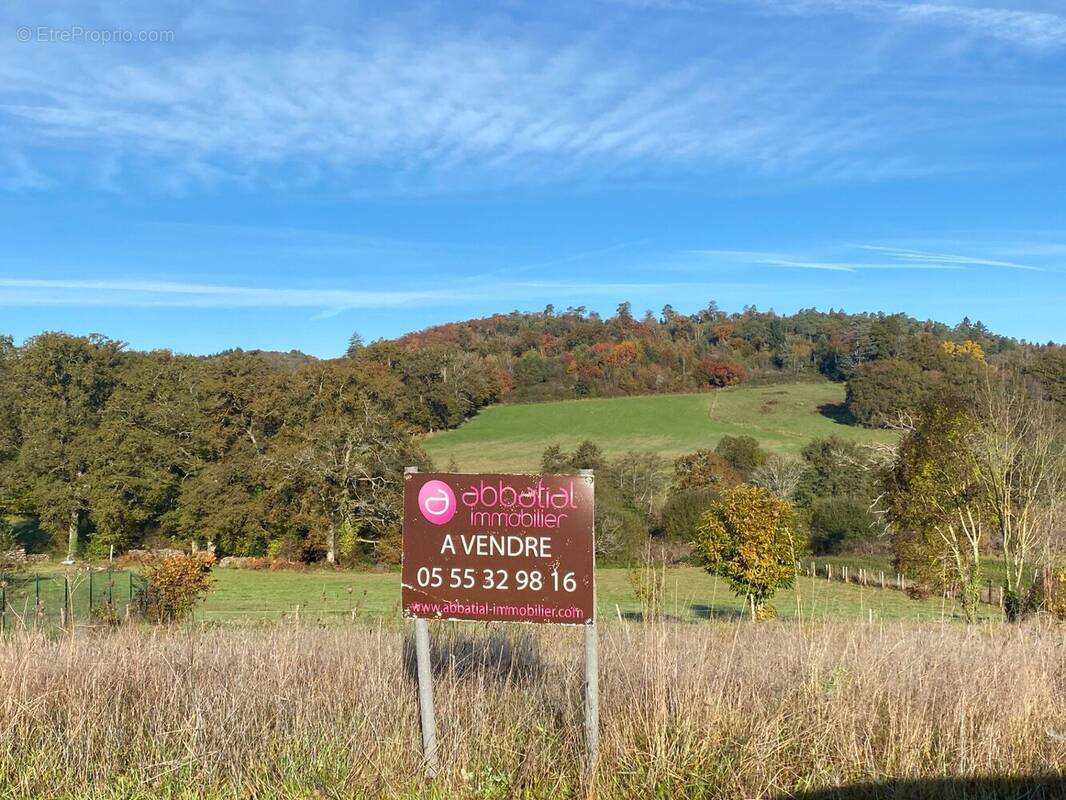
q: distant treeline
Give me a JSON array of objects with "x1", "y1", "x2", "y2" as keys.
[
  {"x1": 0, "y1": 303, "x2": 1061, "y2": 563},
  {"x1": 385, "y1": 303, "x2": 1065, "y2": 424}
]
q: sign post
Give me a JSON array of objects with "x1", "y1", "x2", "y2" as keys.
[
  {"x1": 405, "y1": 468, "x2": 440, "y2": 777},
  {"x1": 402, "y1": 467, "x2": 597, "y2": 775},
  {"x1": 579, "y1": 469, "x2": 599, "y2": 771},
  {"x1": 413, "y1": 615, "x2": 439, "y2": 775}
]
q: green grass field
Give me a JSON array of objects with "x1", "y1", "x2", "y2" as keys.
[
  {"x1": 424, "y1": 381, "x2": 895, "y2": 472},
  {"x1": 196, "y1": 566, "x2": 1000, "y2": 625}
]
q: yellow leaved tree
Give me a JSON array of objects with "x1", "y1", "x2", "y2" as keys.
[{"x1": 693, "y1": 485, "x2": 801, "y2": 620}]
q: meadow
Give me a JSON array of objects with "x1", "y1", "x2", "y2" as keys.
[
  {"x1": 1, "y1": 620, "x2": 1062, "y2": 799},
  {"x1": 424, "y1": 382, "x2": 896, "y2": 473},
  {"x1": 194, "y1": 566, "x2": 1000, "y2": 625}
]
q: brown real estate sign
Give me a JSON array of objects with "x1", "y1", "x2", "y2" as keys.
[{"x1": 402, "y1": 472, "x2": 595, "y2": 625}]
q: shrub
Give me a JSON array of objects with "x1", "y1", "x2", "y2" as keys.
[
  {"x1": 1025, "y1": 567, "x2": 1066, "y2": 620},
  {"x1": 266, "y1": 534, "x2": 304, "y2": 562},
  {"x1": 660, "y1": 488, "x2": 717, "y2": 542},
  {"x1": 141, "y1": 553, "x2": 214, "y2": 624},
  {"x1": 714, "y1": 435, "x2": 766, "y2": 478},
  {"x1": 808, "y1": 496, "x2": 877, "y2": 554},
  {"x1": 671, "y1": 450, "x2": 741, "y2": 493},
  {"x1": 628, "y1": 544, "x2": 668, "y2": 621}
]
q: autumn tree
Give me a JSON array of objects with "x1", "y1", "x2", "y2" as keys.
[
  {"x1": 882, "y1": 398, "x2": 987, "y2": 621},
  {"x1": 141, "y1": 552, "x2": 214, "y2": 624},
  {"x1": 693, "y1": 485, "x2": 801, "y2": 620}
]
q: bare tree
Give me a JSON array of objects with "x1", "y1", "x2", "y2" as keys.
[
  {"x1": 750, "y1": 455, "x2": 804, "y2": 500},
  {"x1": 972, "y1": 373, "x2": 1066, "y2": 612}
]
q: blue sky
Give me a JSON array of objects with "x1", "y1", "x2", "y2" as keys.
[{"x1": 1, "y1": 0, "x2": 1064, "y2": 356}]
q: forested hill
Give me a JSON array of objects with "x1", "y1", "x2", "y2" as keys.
[{"x1": 361, "y1": 304, "x2": 1063, "y2": 427}]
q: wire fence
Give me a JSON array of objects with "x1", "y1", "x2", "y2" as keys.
[
  {"x1": 803, "y1": 560, "x2": 1007, "y2": 607},
  {"x1": 0, "y1": 570, "x2": 149, "y2": 631}
]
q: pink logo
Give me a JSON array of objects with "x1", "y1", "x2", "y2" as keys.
[{"x1": 418, "y1": 480, "x2": 457, "y2": 525}]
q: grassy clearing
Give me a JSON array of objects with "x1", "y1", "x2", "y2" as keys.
[
  {"x1": 423, "y1": 381, "x2": 896, "y2": 473},
  {"x1": 2, "y1": 621, "x2": 1062, "y2": 798},
  {"x1": 197, "y1": 566, "x2": 1002, "y2": 624}
]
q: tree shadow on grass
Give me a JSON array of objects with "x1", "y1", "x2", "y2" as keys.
[
  {"x1": 689, "y1": 604, "x2": 746, "y2": 620},
  {"x1": 403, "y1": 629, "x2": 545, "y2": 686},
  {"x1": 818, "y1": 402, "x2": 858, "y2": 426},
  {"x1": 777, "y1": 776, "x2": 1066, "y2": 800}
]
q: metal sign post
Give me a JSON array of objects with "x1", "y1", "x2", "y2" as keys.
[
  {"x1": 579, "y1": 469, "x2": 599, "y2": 772},
  {"x1": 406, "y1": 468, "x2": 440, "y2": 777},
  {"x1": 413, "y1": 616, "x2": 439, "y2": 775},
  {"x1": 402, "y1": 466, "x2": 598, "y2": 778}
]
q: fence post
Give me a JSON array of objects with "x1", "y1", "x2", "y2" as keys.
[
  {"x1": 1, "y1": 581, "x2": 6, "y2": 635},
  {"x1": 64, "y1": 576, "x2": 70, "y2": 627},
  {"x1": 88, "y1": 571, "x2": 94, "y2": 615}
]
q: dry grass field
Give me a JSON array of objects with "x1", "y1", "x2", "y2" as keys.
[{"x1": 1, "y1": 620, "x2": 1064, "y2": 799}]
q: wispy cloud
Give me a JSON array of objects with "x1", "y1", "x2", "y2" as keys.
[
  {"x1": 852, "y1": 245, "x2": 1042, "y2": 271},
  {"x1": 689, "y1": 243, "x2": 1042, "y2": 272},
  {"x1": 0, "y1": 152, "x2": 51, "y2": 191},
  {"x1": 0, "y1": 275, "x2": 761, "y2": 312},
  {"x1": 2, "y1": 30, "x2": 831, "y2": 189},
  {"x1": 0, "y1": 2, "x2": 1051, "y2": 193},
  {"x1": 0, "y1": 2, "x2": 1060, "y2": 193},
  {"x1": 753, "y1": 0, "x2": 1066, "y2": 49},
  {"x1": 0, "y1": 278, "x2": 468, "y2": 309}
]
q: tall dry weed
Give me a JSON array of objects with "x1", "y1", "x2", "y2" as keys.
[{"x1": 0, "y1": 619, "x2": 1063, "y2": 798}]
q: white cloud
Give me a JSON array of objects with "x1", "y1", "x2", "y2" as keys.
[
  {"x1": 690, "y1": 244, "x2": 1041, "y2": 271},
  {"x1": 852, "y1": 244, "x2": 1042, "y2": 270},
  {"x1": 757, "y1": 0, "x2": 1066, "y2": 48},
  {"x1": 0, "y1": 278, "x2": 467, "y2": 309},
  {"x1": 0, "y1": 152, "x2": 51, "y2": 190},
  {"x1": 6, "y1": 32, "x2": 822, "y2": 185},
  {"x1": 0, "y1": 2, "x2": 1060, "y2": 191},
  {"x1": 0, "y1": 275, "x2": 763, "y2": 311}
]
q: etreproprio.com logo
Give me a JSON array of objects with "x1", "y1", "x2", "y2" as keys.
[{"x1": 17, "y1": 26, "x2": 175, "y2": 43}]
